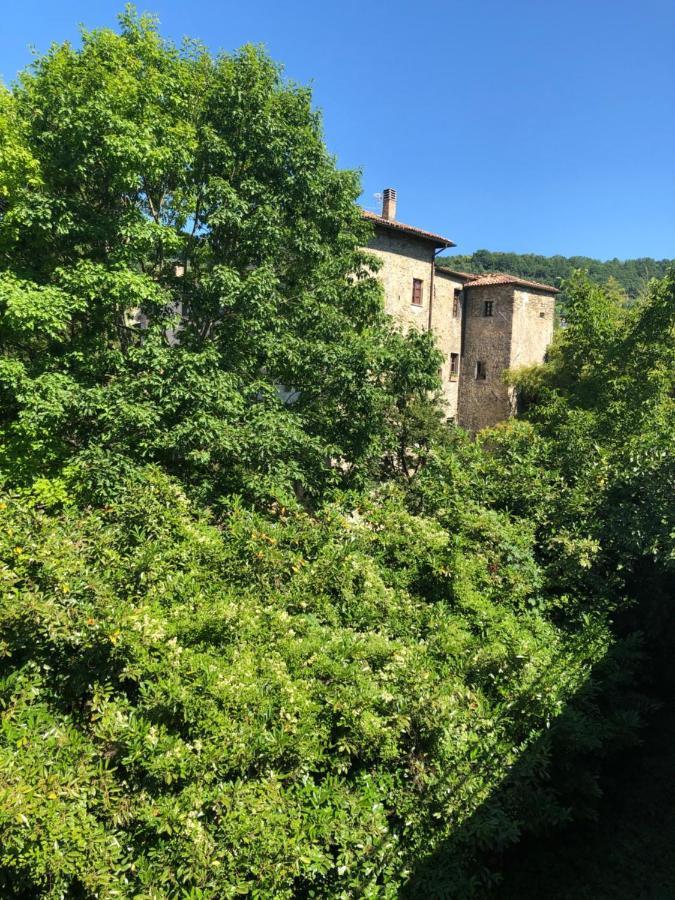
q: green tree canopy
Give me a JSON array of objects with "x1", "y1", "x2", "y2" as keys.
[{"x1": 0, "y1": 8, "x2": 441, "y2": 509}]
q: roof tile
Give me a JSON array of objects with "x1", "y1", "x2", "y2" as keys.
[
  {"x1": 463, "y1": 272, "x2": 559, "y2": 293},
  {"x1": 435, "y1": 267, "x2": 478, "y2": 281},
  {"x1": 362, "y1": 209, "x2": 455, "y2": 248}
]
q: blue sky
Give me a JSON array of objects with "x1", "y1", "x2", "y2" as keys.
[{"x1": 1, "y1": 0, "x2": 674, "y2": 260}]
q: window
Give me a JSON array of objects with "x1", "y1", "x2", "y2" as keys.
[
  {"x1": 453, "y1": 289, "x2": 462, "y2": 318},
  {"x1": 412, "y1": 278, "x2": 423, "y2": 306},
  {"x1": 475, "y1": 360, "x2": 487, "y2": 381},
  {"x1": 450, "y1": 353, "x2": 459, "y2": 376},
  {"x1": 483, "y1": 300, "x2": 494, "y2": 317}
]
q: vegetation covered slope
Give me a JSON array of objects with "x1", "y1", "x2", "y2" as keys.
[
  {"x1": 0, "y1": 9, "x2": 673, "y2": 899},
  {"x1": 438, "y1": 249, "x2": 673, "y2": 309}
]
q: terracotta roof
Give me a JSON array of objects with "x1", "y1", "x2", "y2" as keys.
[
  {"x1": 435, "y1": 267, "x2": 477, "y2": 281},
  {"x1": 463, "y1": 272, "x2": 559, "y2": 293},
  {"x1": 362, "y1": 209, "x2": 455, "y2": 248}
]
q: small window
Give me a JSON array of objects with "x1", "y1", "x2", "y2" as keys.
[
  {"x1": 483, "y1": 300, "x2": 494, "y2": 317},
  {"x1": 450, "y1": 352, "x2": 459, "y2": 376},
  {"x1": 453, "y1": 289, "x2": 462, "y2": 318},
  {"x1": 475, "y1": 360, "x2": 487, "y2": 381},
  {"x1": 412, "y1": 278, "x2": 423, "y2": 306},
  {"x1": 539, "y1": 311, "x2": 546, "y2": 318}
]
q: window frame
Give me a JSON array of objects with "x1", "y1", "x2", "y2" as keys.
[
  {"x1": 411, "y1": 278, "x2": 423, "y2": 306},
  {"x1": 483, "y1": 300, "x2": 494, "y2": 317},
  {"x1": 475, "y1": 360, "x2": 487, "y2": 381}
]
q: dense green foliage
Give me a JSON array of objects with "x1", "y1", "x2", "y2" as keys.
[
  {"x1": 0, "y1": 9, "x2": 673, "y2": 899},
  {"x1": 0, "y1": 9, "x2": 442, "y2": 510},
  {"x1": 0, "y1": 468, "x2": 618, "y2": 898},
  {"x1": 438, "y1": 249, "x2": 673, "y2": 311}
]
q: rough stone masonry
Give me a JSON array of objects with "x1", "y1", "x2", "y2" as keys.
[{"x1": 362, "y1": 188, "x2": 557, "y2": 430}]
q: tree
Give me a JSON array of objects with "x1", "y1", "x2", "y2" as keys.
[
  {"x1": 0, "y1": 8, "x2": 440, "y2": 509},
  {"x1": 508, "y1": 270, "x2": 675, "y2": 614}
]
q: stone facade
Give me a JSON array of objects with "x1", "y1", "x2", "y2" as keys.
[
  {"x1": 456, "y1": 282, "x2": 516, "y2": 432},
  {"x1": 363, "y1": 191, "x2": 556, "y2": 431},
  {"x1": 431, "y1": 268, "x2": 464, "y2": 419},
  {"x1": 455, "y1": 282, "x2": 555, "y2": 432},
  {"x1": 510, "y1": 287, "x2": 556, "y2": 370},
  {"x1": 365, "y1": 228, "x2": 436, "y2": 336},
  {"x1": 365, "y1": 224, "x2": 465, "y2": 420}
]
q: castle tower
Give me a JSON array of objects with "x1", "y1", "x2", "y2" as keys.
[{"x1": 456, "y1": 274, "x2": 557, "y2": 432}]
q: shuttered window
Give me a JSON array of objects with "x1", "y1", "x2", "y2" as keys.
[
  {"x1": 412, "y1": 278, "x2": 423, "y2": 306},
  {"x1": 484, "y1": 300, "x2": 494, "y2": 317},
  {"x1": 453, "y1": 289, "x2": 462, "y2": 317}
]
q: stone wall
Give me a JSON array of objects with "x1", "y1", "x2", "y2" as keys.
[
  {"x1": 457, "y1": 283, "x2": 515, "y2": 432},
  {"x1": 458, "y1": 284, "x2": 556, "y2": 432},
  {"x1": 510, "y1": 288, "x2": 555, "y2": 370},
  {"x1": 432, "y1": 268, "x2": 464, "y2": 419},
  {"x1": 366, "y1": 227, "x2": 434, "y2": 333},
  {"x1": 366, "y1": 227, "x2": 463, "y2": 419}
]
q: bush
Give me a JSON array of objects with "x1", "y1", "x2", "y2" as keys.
[{"x1": 0, "y1": 468, "x2": 617, "y2": 897}]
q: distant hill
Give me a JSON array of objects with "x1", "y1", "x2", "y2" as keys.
[{"x1": 437, "y1": 250, "x2": 673, "y2": 309}]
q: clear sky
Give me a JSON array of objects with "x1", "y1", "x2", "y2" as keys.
[{"x1": 1, "y1": 0, "x2": 673, "y2": 260}]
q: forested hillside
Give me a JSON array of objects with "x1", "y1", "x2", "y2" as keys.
[
  {"x1": 438, "y1": 249, "x2": 673, "y2": 307},
  {"x1": 0, "y1": 11, "x2": 673, "y2": 899}
]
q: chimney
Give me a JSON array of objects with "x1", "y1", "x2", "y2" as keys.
[{"x1": 382, "y1": 187, "x2": 397, "y2": 220}]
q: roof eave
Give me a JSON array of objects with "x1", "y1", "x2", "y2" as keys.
[
  {"x1": 372, "y1": 219, "x2": 455, "y2": 249},
  {"x1": 464, "y1": 279, "x2": 559, "y2": 294},
  {"x1": 434, "y1": 267, "x2": 476, "y2": 281},
  {"x1": 362, "y1": 210, "x2": 455, "y2": 248}
]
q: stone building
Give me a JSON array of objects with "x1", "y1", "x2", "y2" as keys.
[{"x1": 363, "y1": 188, "x2": 557, "y2": 430}]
